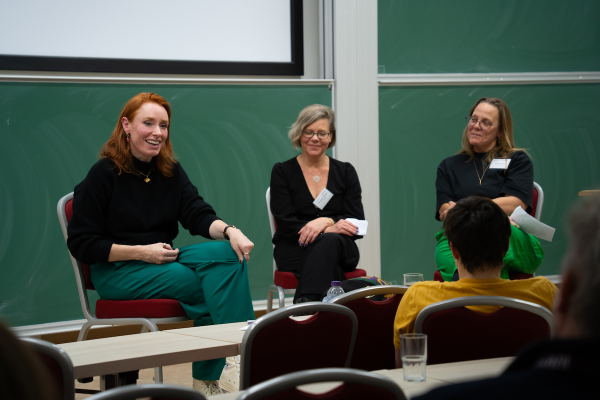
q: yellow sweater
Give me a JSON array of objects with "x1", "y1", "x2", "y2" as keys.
[{"x1": 393, "y1": 277, "x2": 558, "y2": 349}]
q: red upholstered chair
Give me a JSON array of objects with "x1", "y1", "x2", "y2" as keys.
[
  {"x1": 415, "y1": 296, "x2": 553, "y2": 365},
  {"x1": 57, "y1": 192, "x2": 189, "y2": 383},
  {"x1": 530, "y1": 182, "x2": 544, "y2": 221},
  {"x1": 21, "y1": 337, "x2": 75, "y2": 400},
  {"x1": 240, "y1": 302, "x2": 358, "y2": 390},
  {"x1": 266, "y1": 187, "x2": 367, "y2": 313},
  {"x1": 238, "y1": 368, "x2": 406, "y2": 400},
  {"x1": 83, "y1": 384, "x2": 205, "y2": 400},
  {"x1": 330, "y1": 285, "x2": 408, "y2": 370}
]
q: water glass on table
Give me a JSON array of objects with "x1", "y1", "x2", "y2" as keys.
[
  {"x1": 403, "y1": 273, "x2": 424, "y2": 286},
  {"x1": 400, "y1": 333, "x2": 427, "y2": 382}
]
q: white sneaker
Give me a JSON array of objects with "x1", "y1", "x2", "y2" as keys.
[
  {"x1": 218, "y1": 355, "x2": 241, "y2": 393},
  {"x1": 193, "y1": 379, "x2": 224, "y2": 396}
]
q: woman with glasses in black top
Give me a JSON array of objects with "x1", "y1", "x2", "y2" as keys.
[
  {"x1": 270, "y1": 104, "x2": 365, "y2": 303},
  {"x1": 435, "y1": 97, "x2": 543, "y2": 281}
]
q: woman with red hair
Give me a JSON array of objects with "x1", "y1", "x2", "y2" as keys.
[{"x1": 67, "y1": 93, "x2": 254, "y2": 394}]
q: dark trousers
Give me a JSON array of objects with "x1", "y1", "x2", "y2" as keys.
[{"x1": 274, "y1": 233, "x2": 360, "y2": 301}]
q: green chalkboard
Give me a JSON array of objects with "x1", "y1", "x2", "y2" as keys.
[
  {"x1": 378, "y1": 0, "x2": 600, "y2": 74},
  {"x1": 0, "y1": 82, "x2": 332, "y2": 327},
  {"x1": 379, "y1": 83, "x2": 600, "y2": 284}
]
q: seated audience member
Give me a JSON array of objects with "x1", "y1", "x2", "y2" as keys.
[
  {"x1": 413, "y1": 195, "x2": 600, "y2": 399},
  {"x1": 393, "y1": 196, "x2": 558, "y2": 366},
  {"x1": 0, "y1": 321, "x2": 59, "y2": 400}
]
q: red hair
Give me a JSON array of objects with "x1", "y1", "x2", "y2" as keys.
[{"x1": 100, "y1": 92, "x2": 176, "y2": 177}]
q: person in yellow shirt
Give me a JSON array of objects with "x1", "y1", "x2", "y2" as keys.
[{"x1": 393, "y1": 196, "x2": 558, "y2": 366}]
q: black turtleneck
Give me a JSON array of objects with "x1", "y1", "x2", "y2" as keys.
[
  {"x1": 67, "y1": 156, "x2": 220, "y2": 265},
  {"x1": 435, "y1": 150, "x2": 533, "y2": 220}
]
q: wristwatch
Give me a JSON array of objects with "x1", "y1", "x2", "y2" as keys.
[{"x1": 223, "y1": 225, "x2": 236, "y2": 240}]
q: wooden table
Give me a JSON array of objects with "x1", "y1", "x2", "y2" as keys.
[
  {"x1": 579, "y1": 190, "x2": 600, "y2": 196},
  {"x1": 59, "y1": 331, "x2": 238, "y2": 379},
  {"x1": 166, "y1": 321, "x2": 248, "y2": 353},
  {"x1": 211, "y1": 357, "x2": 513, "y2": 400}
]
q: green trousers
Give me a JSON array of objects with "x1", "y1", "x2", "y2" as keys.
[
  {"x1": 91, "y1": 241, "x2": 255, "y2": 380},
  {"x1": 435, "y1": 225, "x2": 544, "y2": 282}
]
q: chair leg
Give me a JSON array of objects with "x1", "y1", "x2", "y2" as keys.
[
  {"x1": 154, "y1": 367, "x2": 163, "y2": 383},
  {"x1": 277, "y1": 287, "x2": 286, "y2": 309},
  {"x1": 141, "y1": 325, "x2": 150, "y2": 333},
  {"x1": 141, "y1": 320, "x2": 159, "y2": 332},
  {"x1": 77, "y1": 320, "x2": 95, "y2": 342},
  {"x1": 267, "y1": 289, "x2": 274, "y2": 314}
]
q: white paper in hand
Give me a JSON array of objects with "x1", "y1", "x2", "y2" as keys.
[
  {"x1": 510, "y1": 206, "x2": 556, "y2": 242},
  {"x1": 345, "y1": 218, "x2": 368, "y2": 235}
]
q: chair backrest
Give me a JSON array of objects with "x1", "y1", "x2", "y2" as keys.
[
  {"x1": 530, "y1": 181, "x2": 544, "y2": 221},
  {"x1": 240, "y1": 302, "x2": 358, "y2": 390},
  {"x1": 21, "y1": 337, "x2": 75, "y2": 400},
  {"x1": 415, "y1": 296, "x2": 553, "y2": 365},
  {"x1": 238, "y1": 368, "x2": 406, "y2": 400},
  {"x1": 85, "y1": 384, "x2": 206, "y2": 400},
  {"x1": 57, "y1": 192, "x2": 96, "y2": 320},
  {"x1": 266, "y1": 187, "x2": 278, "y2": 274},
  {"x1": 330, "y1": 285, "x2": 409, "y2": 370}
]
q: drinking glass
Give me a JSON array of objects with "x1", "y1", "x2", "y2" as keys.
[
  {"x1": 403, "y1": 273, "x2": 424, "y2": 286},
  {"x1": 400, "y1": 333, "x2": 427, "y2": 382}
]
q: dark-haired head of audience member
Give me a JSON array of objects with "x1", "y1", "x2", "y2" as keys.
[
  {"x1": 554, "y1": 195, "x2": 600, "y2": 340},
  {"x1": 0, "y1": 321, "x2": 59, "y2": 400},
  {"x1": 444, "y1": 196, "x2": 511, "y2": 276}
]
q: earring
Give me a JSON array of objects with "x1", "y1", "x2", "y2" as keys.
[
  {"x1": 497, "y1": 137, "x2": 501, "y2": 144},
  {"x1": 126, "y1": 132, "x2": 130, "y2": 143}
]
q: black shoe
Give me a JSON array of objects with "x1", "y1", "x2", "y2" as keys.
[
  {"x1": 294, "y1": 296, "x2": 314, "y2": 304},
  {"x1": 292, "y1": 297, "x2": 317, "y2": 317}
]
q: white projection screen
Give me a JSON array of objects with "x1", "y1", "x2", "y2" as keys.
[{"x1": 0, "y1": 0, "x2": 304, "y2": 75}]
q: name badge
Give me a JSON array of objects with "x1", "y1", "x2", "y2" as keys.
[
  {"x1": 313, "y1": 188, "x2": 333, "y2": 210},
  {"x1": 490, "y1": 159, "x2": 511, "y2": 169}
]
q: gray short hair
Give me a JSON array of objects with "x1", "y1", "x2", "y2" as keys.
[
  {"x1": 288, "y1": 104, "x2": 336, "y2": 150},
  {"x1": 563, "y1": 195, "x2": 600, "y2": 339}
]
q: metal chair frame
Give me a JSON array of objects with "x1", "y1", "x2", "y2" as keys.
[
  {"x1": 533, "y1": 181, "x2": 544, "y2": 221},
  {"x1": 329, "y1": 285, "x2": 409, "y2": 304},
  {"x1": 239, "y1": 368, "x2": 406, "y2": 400},
  {"x1": 21, "y1": 337, "x2": 75, "y2": 400},
  {"x1": 57, "y1": 192, "x2": 188, "y2": 383},
  {"x1": 415, "y1": 295, "x2": 553, "y2": 336},
  {"x1": 265, "y1": 187, "x2": 295, "y2": 312},
  {"x1": 240, "y1": 302, "x2": 358, "y2": 390},
  {"x1": 86, "y1": 383, "x2": 206, "y2": 400}
]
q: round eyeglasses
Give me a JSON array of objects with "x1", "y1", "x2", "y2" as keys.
[
  {"x1": 302, "y1": 131, "x2": 331, "y2": 139},
  {"x1": 465, "y1": 116, "x2": 498, "y2": 131}
]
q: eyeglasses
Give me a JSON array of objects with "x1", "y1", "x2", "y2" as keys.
[
  {"x1": 465, "y1": 116, "x2": 498, "y2": 131},
  {"x1": 302, "y1": 131, "x2": 331, "y2": 139}
]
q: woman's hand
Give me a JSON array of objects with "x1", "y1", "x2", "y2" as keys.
[
  {"x1": 324, "y1": 219, "x2": 358, "y2": 237},
  {"x1": 140, "y1": 243, "x2": 179, "y2": 264},
  {"x1": 439, "y1": 201, "x2": 456, "y2": 222},
  {"x1": 108, "y1": 243, "x2": 179, "y2": 264},
  {"x1": 298, "y1": 217, "x2": 333, "y2": 246},
  {"x1": 228, "y1": 229, "x2": 255, "y2": 264},
  {"x1": 508, "y1": 216, "x2": 520, "y2": 229}
]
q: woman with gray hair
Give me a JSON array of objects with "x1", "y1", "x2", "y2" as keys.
[{"x1": 269, "y1": 104, "x2": 365, "y2": 303}]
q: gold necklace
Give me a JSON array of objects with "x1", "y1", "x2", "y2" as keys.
[
  {"x1": 473, "y1": 159, "x2": 489, "y2": 185},
  {"x1": 131, "y1": 165, "x2": 154, "y2": 183},
  {"x1": 300, "y1": 155, "x2": 325, "y2": 183}
]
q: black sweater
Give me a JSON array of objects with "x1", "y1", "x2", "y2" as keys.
[
  {"x1": 435, "y1": 150, "x2": 533, "y2": 220},
  {"x1": 67, "y1": 157, "x2": 220, "y2": 265},
  {"x1": 270, "y1": 156, "x2": 365, "y2": 244}
]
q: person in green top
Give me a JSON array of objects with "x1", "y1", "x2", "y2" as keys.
[{"x1": 434, "y1": 97, "x2": 543, "y2": 281}]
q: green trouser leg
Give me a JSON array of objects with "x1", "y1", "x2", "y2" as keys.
[
  {"x1": 434, "y1": 225, "x2": 544, "y2": 282},
  {"x1": 91, "y1": 241, "x2": 255, "y2": 381}
]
